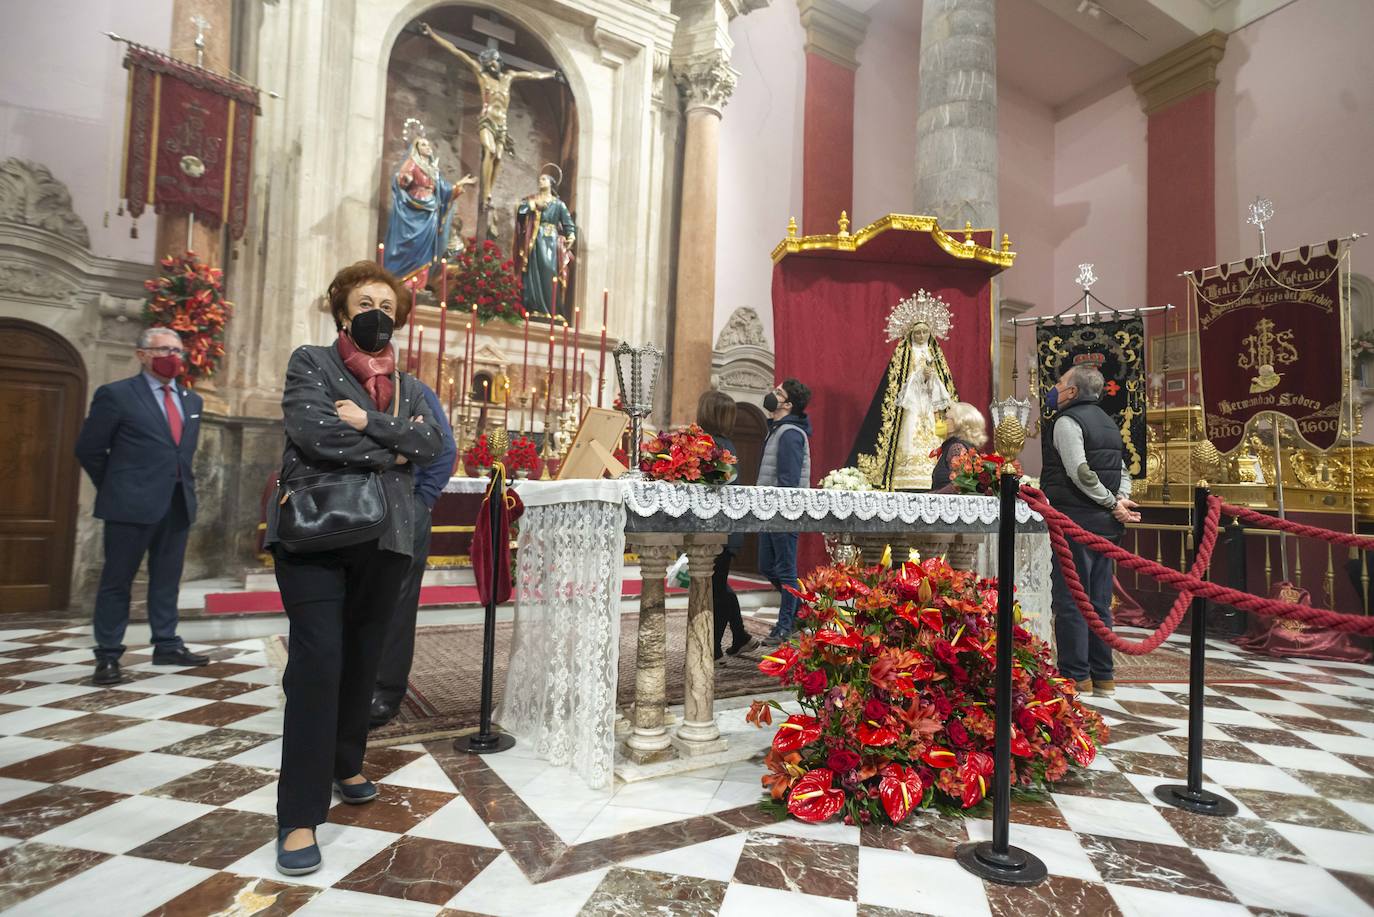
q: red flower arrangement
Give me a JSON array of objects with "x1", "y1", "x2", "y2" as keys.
[
  {"x1": 504, "y1": 436, "x2": 541, "y2": 476},
  {"x1": 464, "y1": 434, "x2": 495, "y2": 472},
  {"x1": 949, "y1": 450, "x2": 1023, "y2": 497},
  {"x1": 749, "y1": 558, "x2": 1106, "y2": 825},
  {"x1": 446, "y1": 238, "x2": 524, "y2": 326},
  {"x1": 142, "y1": 251, "x2": 232, "y2": 385},
  {"x1": 639, "y1": 424, "x2": 737, "y2": 485}
]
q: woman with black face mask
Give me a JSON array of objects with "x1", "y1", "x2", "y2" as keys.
[{"x1": 263, "y1": 261, "x2": 446, "y2": 876}]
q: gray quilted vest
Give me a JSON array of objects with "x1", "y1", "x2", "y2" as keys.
[{"x1": 758, "y1": 424, "x2": 812, "y2": 488}]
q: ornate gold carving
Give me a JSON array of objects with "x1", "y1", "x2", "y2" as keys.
[
  {"x1": 993, "y1": 414, "x2": 1026, "y2": 460},
  {"x1": 770, "y1": 213, "x2": 1016, "y2": 267}
]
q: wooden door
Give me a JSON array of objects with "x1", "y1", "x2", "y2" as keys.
[
  {"x1": 730, "y1": 402, "x2": 768, "y2": 574},
  {"x1": 0, "y1": 321, "x2": 86, "y2": 613}
]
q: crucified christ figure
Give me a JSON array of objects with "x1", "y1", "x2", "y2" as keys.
[{"x1": 420, "y1": 22, "x2": 560, "y2": 216}]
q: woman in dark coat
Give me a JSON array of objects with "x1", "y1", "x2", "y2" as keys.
[
  {"x1": 931, "y1": 401, "x2": 990, "y2": 493},
  {"x1": 697, "y1": 390, "x2": 759, "y2": 660},
  {"x1": 265, "y1": 262, "x2": 445, "y2": 875}
]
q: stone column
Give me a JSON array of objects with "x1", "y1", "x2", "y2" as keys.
[
  {"x1": 673, "y1": 533, "x2": 730, "y2": 756},
  {"x1": 625, "y1": 535, "x2": 682, "y2": 763},
  {"x1": 668, "y1": 53, "x2": 737, "y2": 425},
  {"x1": 913, "y1": 0, "x2": 998, "y2": 230},
  {"x1": 797, "y1": 0, "x2": 870, "y2": 234}
]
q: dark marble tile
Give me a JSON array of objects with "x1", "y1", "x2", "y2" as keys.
[
  {"x1": 1269, "y1": 714, "x2": 1361, "y2": 737},
  {"x1": 1158, "y1": 690, "x2": 1246, "y2": 711},
  {"x1": 0, "y1": 660, "x2": 61, "y2": 678},
  {"x1": 1079, "y1": 833, "x2": 1237, "y2": 902},
  {"x1": 43, "y1": 688, "x2": 150, "y2": 712},
  {"x1": 0, "y1": 842, "x2": 109, "y2": 910},
  {"x1": 1100, "y1": 721, "x2": 1175, "y2": 744},
  {"x1": 360, "y1": 745, "x2": 424, "y2": 782},
  {"x1": 0, "y1": 679, "x2": 40, "y2": 695},
  {"x1": 985, "y1": 874, "x2": 1123, "y2": 917},
  {"x1": 1106, "y1": 751, "x2": 1188, "y2": 780},
  {"x1": 1217, "y1": 726, "x2": 1319, "y2": 749},
  {"x1": 148, "y1": 762, "x2": 277, "y2": 806},
  {"x1": 1327, "y1": 705, "x2": 1374, "y2": 725},
  {"x1": 1011, "y1": 796, "x2": 1070, "y2": 831},
  {"x1": 1332, "y1": 870, "x2": 1374, "y2": 908},
  {"x1": 1116, "y1": 701, "x2": 1189, "y2": 721},
  {"x1": 1048, "y1": 767, "x2": 1148, "y2": 803},
  {"x1": 541, "y1": 813, "x2": 738, "y2": 882},
  {"x1": 712, "y1": 804, "x2": 784, "y2": 833},
  {"x1": 0, "y1": 646, "x2": 66, "y2": 660},
  {"x1": 733, "y1": 833, "x2": 858, "y2": 900},
  {"x1": 173, "y1": 678, "x2": 260, "y2": 701},
  {"x1": 1158, "y1": 807, "x2": 1306, "y2": 861},
  {"x1": 326, "y1": 783, "x2": 454, "y2": 833},
  {"x1": 155, "y1": 727, "x2": 275, "y2": 761},
  {"x1": 336, "y1": 835, "x2": 500, "y2": 905},
  {"x1": 165, "y1": 701, "x2": 268, "y2": 727},
  {"x1": 0, "y1": 743, "x2": 136, "y2": 782},
  {"x1": 184, "y1": 661, "x2": 260, "y2": 679},
  {"x1": 1338, "y1": 753, "x2": 1374, "y2": 777},
  {"x1": 857, "y1": 907, "x2": 938, "y2": 917},
  {"x1": 0, "y1": 704, "x2": 20, "y2": 717},
  {"x1": 1229, "y1": 788, "x2": 1368, "y2": 832},
  {"x1": 1204, "y1": 684, "x2": 1284, "y2": 701},
  {"x1": 1307, "y1": 664, "x2": 1373, "y2": 679},
  {"x1": 146, "y1": 873, "x2": 320, "y2": 916},
  {"x1": 578, "y1": 867, "x2": 728, "y2": 916},
  {"x1": 11, "y1": 633, "x2": 73, "y2": 645},
  {"x1": 0, "y1": 785, "x2": 126, "y2": 838},
  {"x1": 1161, "y1": 735, "x2": 1266, "y2": 763},
  {"x1": 1282, "y1": 769, "x2": 1374, "y2": 805},
  {"x1": 128, "y1": 808, "x2": 277, "y2": 870},
  {"x1": 20, "y1": 713, "x2": 143, "y2": 743},
  {"x1": 861, "y1": 812, "x2": 969, "y2": 858}
]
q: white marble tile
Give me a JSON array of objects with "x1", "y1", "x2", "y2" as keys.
[
  {"x1": 1245, "y1": 743, "x2": 1369, "y2": 775},
  {"x1": 294, "y1": 888, "x2": 439, "y2": 916},
  {"x1": 226, "y1": 706, "x2": 286, "y2": 733},
  {"x1": 1107, "y1": 686, "x2": 1179, "y2": 704},
  {"x1": 0, "y1": 630, "x2": 48, "y2": 641},
  {"x1": 378, "y1": 754, "x2": 458, "y2": 794},
  {"x1": 5, "y1": 854, "x2": 214, "y2": 917},
  {"x1": 0, "y1": 736, "x2": 68, "y2": 768},
  {"x1": 410, "y1": 796, "x2": 502, "y2": 848},
  {"x1": 609, "y1": 775, "x2": 722, "y2": 816},
  {"x1": 227, "y1": 823, "x2": 400, "y2": 889},
  {"x1": 705, "y1": 777, "x2": 766, "y2": 813},
  {"x1": 857, "y1": 847, "x2": 989, "y2": 917},
  {"x1": 66, "y1": 751, "x2": 213, "y2": 794},
  {"x1": 1118, "y1": 773, "x2": 1258, "y2": 819},
  {"x1": 25, "y1": 648, "x2": 99, "y2": 665},
  {"x1": 1197, "y1": 848, "x2": 1372, "y2": 917},
  {"x1": 1343, "y1": 720, "x2": 1374, "y2": 740},
  {"x1": 16, "y1": 665, "x2": 101, "y2": 684},
  {"x1": 1159, "y1": 723, "x2": 1232, "y2": 741},
  {"x1": 720, "y1": 881, "x2": 858, "y2": 917},
  {"x1": 222, "y1": 780, "x2": 277, "y2": 816},
  {"x1": 225, "y1": 667, "x2": 282, "y2": 685},
  {"x1": 1087, "y1": 752, "x2": 1120, "y2": 772},
  {"x1": 224, "y1": 736, "x2": 284, "y2": 770},
  {"x1": 1289, "y1": 730, "x2": 1374, "y2": 756},
  {"x1": 1052, "y1": 795, "x2": 1187, "y2": 846},
  {"x1": 964, "y1": 820, "x2": 1101, "y2": 882},
  {"x1": 1195, "y1": 759, "x2": 1319, "y2": 795},
  {"x1": 87, "y1": 719, "x2": 215, "y2": 752},
  {"x1": 0, "y1": 706, "x2": 85, "y2": 736},
  {"x1": 445, "y1": 852, "x2": 608, "y2": 917},
  {"x1": 759, "y1": 816, "x2": 861, "y2": 846},
  {"x1": 721, "y1": 760, "x2": 766, "y2": 784},
  {"x1": 0, "y1": 777, "x2": 47, "y2": 804},
  {"x1": 1106, "y1": 883, "x2": 1252, "y2": 917},
  {"x1": 1334, "y1": 799, "x2": 1374, "y2": 832},
  {"x1": 1273, "y1": 822, "x2": 1374, "y2": 875},
  {"x1": 525, "y1": 793, "x2": 611, "y2": 846},
  {"x1": 32, "y1": 795, "x2": 214, "y2": 853},
  {"x1": 1271, "y1": 688, "x2": 1357, "y2": 708},
  {"x1": 1105, "y1": 734, "x2": 1179, "y2": 755},
  {"x1": 101, "y1": 693, "x2": 213, "y2": 720},
  {"x1": 575, "y1": 803, "x2": 690, "y2": 843},
  {"x1": 1231, "y1": 696, "x2": 1328, "y2": 717},
  {"x1": 482, "y1": 754, "x2": 558, "y2": 793},
  {"x1": 624, "y1": 832, "x2": 748, "y2": 882},
  {"x1": 1191, "y1": 708, "x2": 1274, "y2": 728},
  {"x1": 118, "y1": 673, "x2": 216, "y2": 695}
]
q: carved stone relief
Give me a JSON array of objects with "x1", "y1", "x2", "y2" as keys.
[
  {"x1": 0, "y1": 158, "x2": 91, "y2": 248},
  {"x1": 711, "y1": 306, "x2": 774, "y2": 404}
]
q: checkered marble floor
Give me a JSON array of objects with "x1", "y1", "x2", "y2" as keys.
[{"x1": 0, "y1": 625, "x2": 1370, "y2": 916}]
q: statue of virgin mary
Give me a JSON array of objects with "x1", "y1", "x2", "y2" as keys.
[
  {"x1": 383, "y1": 120, "x2": 474, "y2": 287},
  {"x1": 848, "y1": 290, "x2": 959, "y2": 491}
]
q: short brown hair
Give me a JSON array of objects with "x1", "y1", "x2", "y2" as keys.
[
  {"x1": 327, "y1": 261, "x2": 412, "y2": 330},
  {"x1": 696, "y1": 389, "x2": 737, "y2": 438}
]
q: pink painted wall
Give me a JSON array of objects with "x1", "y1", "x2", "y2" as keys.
[
  {"x1": 998, "y1": 85, "x2": 1057, "y2": 314},
  {"x1": 1215, "y1": 0, "x2": 1374, "y2": 261},
  {"x1": 851, "y1": 5, "x2": 919, "y2": 229},
  {"x1": 0, "y1": 0, "x2": 172, "y2": 263},
  {"x1": 714, "y1": 1, "x2": 807, "y2": 347}
]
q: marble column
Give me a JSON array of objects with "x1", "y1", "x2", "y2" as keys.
[
  {"x1": 625, "y1": 535, "x2": 682, "y2": 764},
  {"x1": 668, "y1": 52, "x2": 737, "y2": 425},
  {"x1": 673, "y1": 533, "x2": 730, "y2": 756},
  {"x1": 797, "y1": 0, "x2": 869, "y2": 234},
  {"x1": 913, "y1": 0, "x2": 998, "y2": 230}
]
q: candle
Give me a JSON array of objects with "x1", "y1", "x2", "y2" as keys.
[
  {"x1": 406, "y1": 307, "x2": 416, "y2": 373},
  {"x1": 597, "y1": 289, "x2": 609, "y2": 407},
  {"x1": 376, "y1": 242, "x2": 384, "y2": 265},
  {"x1": 561, "y1": 315, "x2": 570, "y2": 406},
  {"x1": 547, "y1": 332, "x2": 555, "y2": 423},
  {"x1": 571, "y1": 305, "x2": 581, "y2": 407},
  {"x1": 437, "y1": 303, "x2": 447, "y2": 395},
  {"x1": 579, "y1": 351, "x2": 587, "y2": 407},
  {"x1": 448, "y1": 375, "x2": 456, "y2": 425},
  {"x1": 460, "y1": 320, "x2": 472, "y2": 408},
  {"x1": 522, "y1": 310, "x2": 530, "y2": 402},
  {"x1": 417, "y1": 325, "x2": 425, "y2": 380}
]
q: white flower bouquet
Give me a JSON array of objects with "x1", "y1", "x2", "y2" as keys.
[{"x1": 820, "y1": 466, "x2": 870, "y2": 491}]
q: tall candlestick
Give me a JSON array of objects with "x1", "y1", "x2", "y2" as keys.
[
  {"x1": 436, "y1": 303, "x2": 448, "y2": 395},
  {"x1": 460, "y1": 320, "x2": 472, "y2": 409},
  {"x1": 561, "y1": 317, "x2": 570, "y2": 406},
  {"x1": 417, "y1": 325, "x2": 425, "y2": 380},
  {"x1": 597, "y1": 289, "x2": 609, "y2": 407},
  {"x1": 571, "y1": 305, "x2": 581, "y2": 407},
  {"x1": 439, "y1": 257, "x2": 448, "y2": 307},
  {"x1": 547, "y1": 332, "x2": 555, "y2": 422},
  {"x1": 376, "y1": 242, "x2": 384, "y2": 265},
  {"x1": 522, "y1": 311, "x2": 530, "y2": 399}
]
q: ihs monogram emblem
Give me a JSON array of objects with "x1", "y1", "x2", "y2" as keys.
[{"x1": 1238, "y1": 317, "x2": 1297, "y2": 394}]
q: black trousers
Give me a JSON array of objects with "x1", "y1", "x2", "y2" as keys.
[
  {"x1": 1051, "y1": 532, "x2": 1120, "y2": 682},
  {"x1": 712, "y1": 549, "x2": 747, "y2": 655},
  {"x1": 374, "y1": 504, "x2": 433, "y2": 708},
  {"x1": 274, "y1": 538, "x2": 409, "y2": 829},
  {"x1": 93, "y1": 485, "x2": 190, "y2": 662}
]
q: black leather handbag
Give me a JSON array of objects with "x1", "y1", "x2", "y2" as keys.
[{"x1": 274, "y1": 470, "x2": 388, "y2": 554}]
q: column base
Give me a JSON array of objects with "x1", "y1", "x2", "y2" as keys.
[
  {"x1": 625, "y1": 733, "x2": 677, "y2": 765},
  {"x1": 671, "y1": 721, "x2": 728, "y2": 757}
]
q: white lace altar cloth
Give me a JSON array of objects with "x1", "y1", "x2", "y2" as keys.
[{"x1": 445, "y1": 478, "x2": 1052, "y2": 787}]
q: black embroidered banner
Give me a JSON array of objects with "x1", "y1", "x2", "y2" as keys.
[{"x1": 1036, "y1": 316, "x2": 1147, "y2": 479}]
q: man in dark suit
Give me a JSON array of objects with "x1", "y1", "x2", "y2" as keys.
[{"x1": 75, "y1": 327, "x2": 209, "y2": 685}]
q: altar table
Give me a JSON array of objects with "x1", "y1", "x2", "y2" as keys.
[{"x1": 441, "y1": 478, "x2": 1049, "y2": 789}]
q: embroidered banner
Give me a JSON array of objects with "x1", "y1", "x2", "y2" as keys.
[
  {"x1": 121, "y1": 44, "x2": 259, "y2": 239},
  {"x1": 1035, "y1": 316, "x2": 1148, "y2": 479},
  {"x1": 1190, "y1": 242, "x2": 1347, "y2": 454}
]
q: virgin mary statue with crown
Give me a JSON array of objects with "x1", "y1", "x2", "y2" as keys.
[{"x1": 848, "y1": 290, "x2": 959, "y2": 491}]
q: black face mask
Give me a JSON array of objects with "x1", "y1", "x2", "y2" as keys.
[
  {"x1": 763, "y1": 392, "x2": 779, "y2": 413},
  {"x1": 349, "y1": 309, "x2": 394, "y2": 354}
]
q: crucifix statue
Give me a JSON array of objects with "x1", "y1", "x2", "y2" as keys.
[{"x1": 419, "y1": 21, "x2": 560, "y2": 226}]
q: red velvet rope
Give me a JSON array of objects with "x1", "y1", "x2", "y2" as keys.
[
  {"x1": 1219, "y1": 502, "x2": 1374, "y2": 552},
  {"x1": 1020, "y1": 486, "x2": 1374, "y2": 641}
]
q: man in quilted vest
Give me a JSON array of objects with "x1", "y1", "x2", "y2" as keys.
[{"x1": 757, "y1": 378, "x2": 812, "y2": 647}]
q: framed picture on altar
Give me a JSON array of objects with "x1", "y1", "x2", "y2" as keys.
[
  {"x1": 1150, "y1": 332, "x2": 1196, "y2": 373},
  {"x1": 557, "y1": 407, "x2": 629, "y2": 480}
]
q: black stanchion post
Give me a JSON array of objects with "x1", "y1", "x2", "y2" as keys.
[
  {"x1": 1153, "y1": 486, "x2": 1235, "y2": 815},
  {"x1": 455, "y1": 472, "x2": 516, "y2": 755},
  {"x1": 957, "y1": 473, "x2": 1047, "y2": 886}
]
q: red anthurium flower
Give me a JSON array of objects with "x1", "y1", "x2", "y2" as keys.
[
  {"x1": 858, "y1": 718, "x2": 899, "y2": 747},
  {"x1": 922, "y1": 746, "x2": 957, "y2": 768},
  {"x1": 1069, "y1": 732, "x2": 1097, "y2": 767},
  {"x1": 815, "y1": 626, "x2": 863, "y2": 650},
  {"x1": 959, "y1": 751, "x2": 995, "y2": 808},
  {"x1": 1010, "y1": 729, "x2": 1033, "y2": 758},
  {"x1": 773, "y1": 714, "x2": 822, "y2": 752},
  {"x1": 758, "y1": 645, "x2": 799, "y2": 678},
  {"x1": 878, "y1": 763, "x2": 924, "y2": 824},
  {"x1": 787, "y1": 769, "x2": 846, "y2": 823}
]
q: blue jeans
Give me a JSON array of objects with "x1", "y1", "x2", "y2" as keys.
[
  {"x1": 758, "y1": 532, "x2": 799, "y2": 638},
  {"x1": 1050, "y1": 533, "x2": 1118, "y2": 681}
]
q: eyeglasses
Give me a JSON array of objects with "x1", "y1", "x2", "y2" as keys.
[{"x1": 142, "y1": 346, "x2": 186, "y2": 356}]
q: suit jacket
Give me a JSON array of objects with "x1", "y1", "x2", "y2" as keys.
[{"x1": 75, "y1": 374, "x2": 202, "y2": 525}]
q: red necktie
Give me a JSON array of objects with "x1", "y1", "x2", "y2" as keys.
[{"x1": 162, "y1": 385, "x2": 183, "y2": 445}]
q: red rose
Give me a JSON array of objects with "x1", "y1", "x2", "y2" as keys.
[
  {"x1": 826, "y1": 749, "x2": 861, "y2": 773},
  {"x1": 800, "y1": 670, "x2": 826, "y2": 695},
  {"x1": 863, "y1": 699, "x2": 889, "y2": 721},
  {"x1": 946, "y1": 720, "x2": 971, "y2": 748}
]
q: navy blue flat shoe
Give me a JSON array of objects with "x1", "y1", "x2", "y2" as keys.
[
  {"x1": 334, "y1": 777, "x2": 377, "y2": 804},
  {"x1": 276, "y1": 827, "x2": 321, "y2": 876}
]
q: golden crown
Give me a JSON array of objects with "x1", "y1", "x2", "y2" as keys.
[{"x1": 885, "y1": 289, "x2": 953, "y2": 342}]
